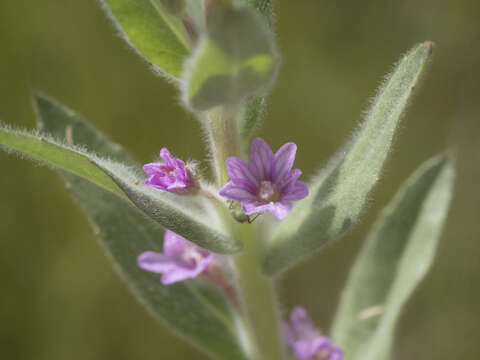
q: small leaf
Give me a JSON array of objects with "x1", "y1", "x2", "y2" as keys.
[
  {"x1": 0, "y1": 102, "x2": 241, "y2": 254},
  {"x1": 100, "y1": 0, "x2": 191, "y2": 79},
  {"x1": 182, "y1": 7, "x2": 279, "y2": 111},
  {"x1": 33, "y1": 94, "x2": 248, "y2": 359},
  {"x1": 331, "y1": 154, "x2": 455, "y2": 360},
  {"x1": 262, "y1": 42, "x2": 433, "y2": 276}
]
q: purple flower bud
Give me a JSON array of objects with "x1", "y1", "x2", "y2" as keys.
[
  {"x1": 137, "y1": 230, "x2": 214, "y2": 285},
  {"x1": 143, "y1": 148, "x2": 192, "y2": 192},
  {"x1": 283, "y1": 307, "x2": 343, "y2": 360},
  {"x1": 219, "y1": 138, "x2": 308, "y2": 219}
]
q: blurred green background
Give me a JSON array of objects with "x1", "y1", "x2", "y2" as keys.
[{"x1": 1, "y1": 1, "x2": 479, "y2": 359}]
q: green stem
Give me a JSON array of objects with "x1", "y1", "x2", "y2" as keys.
[
  {"x1": 206, "y1": 105, "x2": 243, "y2": 187},
  {"x1": 233, "y1": 223, "x2": 287, "y2": 360}
]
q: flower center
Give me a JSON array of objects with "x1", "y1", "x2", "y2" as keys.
[
  {"x1": 181, "y1": 245, "x2": 203, "y2": 267},
  {"x1": 257, "y1": 181, "x2": 280, "y2": 203}
]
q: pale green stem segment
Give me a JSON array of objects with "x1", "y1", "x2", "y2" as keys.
[
  {"x1": 205, "y1": 103, "x2": 286, "y2": 359},
  {"x1": 206, "y1": 105, "x2": 244, "y2": 187},
  {"x1": 232, "y1": 223, "x2": 287, "y2": 360}
]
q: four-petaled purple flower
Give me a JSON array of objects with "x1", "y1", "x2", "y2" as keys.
[
  {"x1": 143, "y1": 148, "x2": 192, "y2": 192},
  {"x1": 137, "y1": 230, "x2": 214, "y2": 285},
  {"x1": 283, "y1": 307, "x2": 343, "y2": 360},
  {"x1": 219, "y1": 138, "x2": 308, "y2": 219}
]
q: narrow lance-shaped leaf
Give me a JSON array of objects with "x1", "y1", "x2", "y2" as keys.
[
  {"x1": 33, "y1": 93, "x2": 249, "y2": 360},
  {"x1": 0, "y1": 109, "x2": 241, "y2": 254},
  {"x1": 100, "y1": 0, "x2": 191, "y2": 79},
  {"x1": 262, "y1": 42, "x2": 433, "y2": 276},
  {"x1": 182, "y1": 6, "x2": 279, "y2": 111},
  {"x1": 0, "y1": 124, "x2": 126, "y2": 198},
  {"x1": 331, "y1": 153, "x2": 455, "y2": 360}
]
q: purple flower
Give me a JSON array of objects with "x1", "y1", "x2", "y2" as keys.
[
  {"x1": 219, "y1": 138, "x2": 308, "y2": 219},
  {"x1": 137, "y1": 230, "x2": 214, "y2": 285},
  {"x1": 143, "y1": 148, "x2": 192, "y2": 192},
  {"x1": 283, "y1": 307, "x2": 343, "y2": 360}
]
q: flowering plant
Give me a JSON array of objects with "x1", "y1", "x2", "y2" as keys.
[{"x1": 0, "y1": 1, "x2": 455, "y2": 360}]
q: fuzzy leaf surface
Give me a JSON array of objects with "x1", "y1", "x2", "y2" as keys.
[
  {"x1": 331, "y1": 154, "x2": 455, "y2": 360},
  {"x1": 263, "y1": 42, "x2": 433, "y2": 275},
  {"x1": 183, "y1": 7, "x2": 279, "y2": 111},
  {"x1": 0, "y1": 103, "x2": 240, "y2": 254},
  {"x1": 100, "y1": 0, "x2": 191, "y2": 79},
  {"x1": 33, "y1": 93, "x2": 247, "y2": 360},
  {"x1": 0, "y1": 124, "x2": 125, "y2": 198}
]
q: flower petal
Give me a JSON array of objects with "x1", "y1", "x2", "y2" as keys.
[
  {"x1": 163, "y1": 230, "x2": 188, "y2": 257},
  {"x1": 242, "y1": 201, "x2": 292, "y2": 219},
  {"x1": 226, "y1": 157, "x2": 260, "y2": 188},
  {"x1": 278, "y1": 168, "x2": 302, "y2": 191},
  {"x1": 160, "y1": 147, "x2": 176, "y2": 167},
  {"x1": 273, "y1": 142, "x2": 297, "y2": 182},
  {"x1": 137, "y1": 251, "x2": 177, "y2": 273},
  {"x1": 282, "y1": 180, "x2": 309, "y2": 202},
  {"x1": 241, "y1": 201, "x2": 270, "y2": 215},
  {"x1": 250, "y1": 138, "x2": 274, "y2": 180},
  {"x1": 292, "y1": 339, "x2": 318, "y2": 360},
  {"x1": 219, "y1": 181, "x2": 257, "y2": 202},
  {"x1": 161, "y1": 267, "x2": 199, "y2": 285},
  {"x1": 268, "y1": 202, "x2": 292, "y2": 219},
  {"x1": 291, "y1": 307, "x2": 318, "y2": 338}
]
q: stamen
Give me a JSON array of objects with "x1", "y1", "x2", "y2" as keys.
[{"x1": 258, "y1": 181, "x2": 279, "y2": 202}]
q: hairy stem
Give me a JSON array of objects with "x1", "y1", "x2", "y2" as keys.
[
  {"x1": 232, "y1": 223, "x2": 287, "y2": 360},
  {"x1": 206, "y1": 105, "x2": 244, "y2": 187}
]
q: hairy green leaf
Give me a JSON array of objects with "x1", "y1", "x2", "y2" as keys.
[
  {"x1": 262, "y1": 42, "x2": 433, "y2": 275},
  {"x1": 0, "y1": 98, "x2": 240, "y2": 254},
  {"x1": 100, "y1": 0, "x2": 191, "y2": 79},
  {"x1": 331, "y1": 154, "x2": 455, "y2": 360},
  {"x1": 183, "y1": 7, "x2": 279, "y2": 111},
  {"x1": 33, "y1": 93, "x2": 248, "y2": 360},
  {"x1": 0, "y1": 124, "x2": 126, "y2": 198},
  {"x1": 102, "y1": 166, "x2": 242, "y2": 253}
]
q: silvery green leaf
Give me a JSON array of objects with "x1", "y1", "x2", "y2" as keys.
[
  {"x1": 0, "y1": 101, "x2": 241, "y2": 254},
  {"x1": 262, "y1": 42, "x2": 433, "y2": 276},
  {"x1": 0, "y1": 123, "x2": 126, "y2": 198},
  {"x1": 33, "y1": 93, "x2": 248, "y2": 360},
  {"x1": 101, "y1": 166, "x2": 242, "y2": 254},
  {"x1": 331, "y1": 154, "x2": 455, "y2": 360},
  {"x1": 100, "y1": 0, "x2": 191, "y2": 79},
  {"x1": 182, "y1": 7, "x2": 279, "y2": 111}
]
